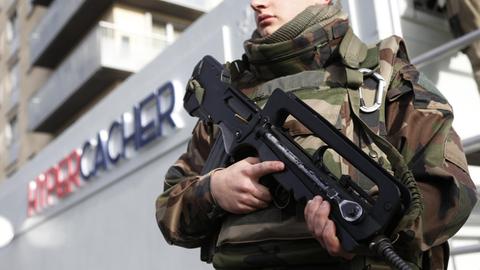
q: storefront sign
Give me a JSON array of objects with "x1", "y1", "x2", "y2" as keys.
[{"x1": 27, "y1": 81, "x2": 181, "y2": 216}]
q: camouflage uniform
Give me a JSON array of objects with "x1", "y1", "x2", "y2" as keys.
[
  {"x1": 156, "y1": 4, "x2": 477, "y2": 270},
  {"x1": 446, "y1": 0, "x2": 480, "y2": 93}
]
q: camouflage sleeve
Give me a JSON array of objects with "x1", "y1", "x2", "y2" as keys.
[
  {"x1": 155, "y1": 120, "x2": 222, "y2": 248},
  {"x1": 385, "y1": 60, "x2": 478, "y2": 250}
]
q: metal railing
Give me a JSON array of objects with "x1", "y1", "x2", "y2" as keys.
[
  {"x1": 411, "y1": 28, "x2": 480, "y2": 67},
  {"x1": 98, "y1": 21, "x2": 171, "y2": 71},
  {"x1": 462, "y1": 134, "x2": 480, "y2": 155},
  {"x1": 450, "y1": 244, "x2": 480, "y2": 256}
]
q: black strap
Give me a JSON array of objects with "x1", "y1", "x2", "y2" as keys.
[{"x1": 200, "y1": 132, "x2": 230, "y2": 263}]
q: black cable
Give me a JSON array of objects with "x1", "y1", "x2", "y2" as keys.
[{"x1": 370, "y1": 236, "x2": 412, "y2": 270}]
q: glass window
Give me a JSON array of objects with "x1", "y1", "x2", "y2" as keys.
[
  {"x1": 152, "y1": 20, "x2": 166, "y2": 37},
  {"x1": 10, "y1": 62, "x2": 19, "y2": 93},
  {"x1": 151, "y1": 16, "x2": 187, "y2": 47},
  {"x1": 6, "y1": 11, "x2": 18, "y2": 43},
  {"x1": 8, "y1": 62, "x2": 19, "y2": 108},
  {"x1": 5, "y1": 116, "x2": 18, "y2": 147},
  {"x1": 121, "y1": 35, "x2": 130, "y2": 49},
  {"x1": 6, "y1": 10, "x2": 20, "y2": 55},
  {"x1": 6, "y1": 115, "x2": 19, "y2": 165}
]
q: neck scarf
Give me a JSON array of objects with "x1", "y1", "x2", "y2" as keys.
[{"x1": 239, "y1": 3, "x2": 350, "y2": 84}]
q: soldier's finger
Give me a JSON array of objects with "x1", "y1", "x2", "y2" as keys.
[
  {"x1": 251, "y1": 182, "x2": 272, "y2": 202},
  {"x1": 248, "y1": 161, "x2": 285, "y2": 179},
  {"x1": 313, "y1": 200, "x2": 330, "y2": 239},
  {"x1": 322, "y1": 220, "x2": 353, "y2": 260},
  {"x1": 234, "y1": 203, "x2": 257, "y2": 214},
  {"x1": 238, "y1": 203, "x2": 257, "y2": 214},
  {"x1": 243, "y1": 194, "x2": 269, "y2": 209},
  {"x1": 305, "y1": 196, "x2": 323, "y2": 233},
  {"x1": 323, "y1": 220, "x2": 341, "y2": 255},
  {"x1": 306, "y1": 197, "x2": 327, "y2": 248}
]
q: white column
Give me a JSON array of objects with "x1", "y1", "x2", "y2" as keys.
[
  {"x1": 222, "y1": 25, "x2": 233, "y2": 62},
  {"x1": 166, "y1": 23, "x2": 175, "y2": 44},
  {"x1": 372, "y1": 0, "x2": 403, "y2": 39}
]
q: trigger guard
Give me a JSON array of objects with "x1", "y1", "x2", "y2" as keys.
[{"x1": 312, "y1": 145, "x2": 330, "y2": 169}]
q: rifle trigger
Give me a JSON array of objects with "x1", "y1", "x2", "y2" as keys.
[
  {"x1": 234, "y1": 114, "x2": 249, "y2": 124},
  {"x1": 227, "y1": 97, "x2": 253, "y2": 123},
  {"x1": 312, "y1": 146, "x2": 329, "y2": 168},
  {"x1": 339, "y1": 175, "x2": 352, "y2": 188}
]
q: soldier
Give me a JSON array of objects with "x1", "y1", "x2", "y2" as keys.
[
  {"x1": 156, "y1": 0, "x2": 477, "y2": 269},
  {"x1": 446, "y1": 0, "x2": 480, "y2": 94}
]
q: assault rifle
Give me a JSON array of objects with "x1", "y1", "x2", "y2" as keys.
[{"x1": 184, "y1": 56, "x2": 413, "y2": 270}]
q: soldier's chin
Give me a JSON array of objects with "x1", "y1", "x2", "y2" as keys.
[{"x1": 258, "y1": 26, "x2": 277, "y2": 37}]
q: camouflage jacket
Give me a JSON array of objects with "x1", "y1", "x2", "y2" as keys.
[{"x1": 156, "y1": 6, "x2": 477, "y2": 270}]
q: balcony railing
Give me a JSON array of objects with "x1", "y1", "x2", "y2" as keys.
[
  {"x1": 99, "y1": 21, "x2": 169, "y2": 71},
  {"x1": 164, "y1": 0, "x2": 223, "y2": 11},
  {"x1": 29, "y1": 21, "x2": 169, "y2": 132},
  {"x1": 29, "y1": 0, "x2": 113, "y2": 67}
]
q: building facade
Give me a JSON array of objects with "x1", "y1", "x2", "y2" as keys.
[
  {"x1": 0, "y1": 0, "x2": 478, "y2": 269},
  {"x1": 0, "y1": 0, "x2": 220, "y2": 180}
]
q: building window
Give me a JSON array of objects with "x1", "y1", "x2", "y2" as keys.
[
  {"x1": 5, "y1": 117, "x2": 15, "y2": 148},
  {"x1": 6, "y1": 115, "x2": 19, "y2": 165},
  {"x1": 10, "y1": 62, "x2": 19, "y2": 91},
  {"x1": 152, "y1": 17, "x2": 187, "y2": 47},
  {"x1": 8, "y1": 62, "x2": 19, "y2": 110},
  {"x1": 6, "y1": 10, "x2": 19, "y2": 55},
  {"x1": 120, "y1": 35, "x2": 130, "y2": 52}
]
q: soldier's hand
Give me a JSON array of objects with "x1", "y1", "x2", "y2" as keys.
[
  {"x1": 210, "y1": 157, "x2": 284, "y2": 214},
  {"x1": 304, "y1": 196, "x2": 354, "y2": 260}
]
